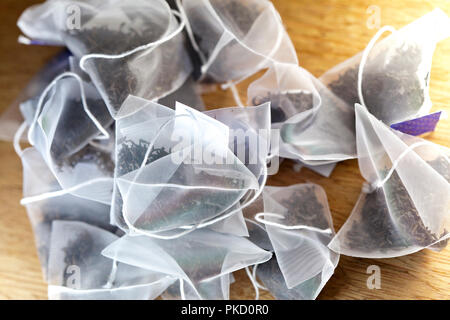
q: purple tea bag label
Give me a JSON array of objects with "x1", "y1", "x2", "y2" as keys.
[
  {"x1": 18, "y1": 35, "x2": 62, "y2": 47},
  {"x1": 390, "y1": 111, "x2": 442, "y2": 136}
]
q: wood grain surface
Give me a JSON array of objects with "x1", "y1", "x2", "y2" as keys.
[{"x1": 0, "y1": 0, "x2": 449, "y2": 300}]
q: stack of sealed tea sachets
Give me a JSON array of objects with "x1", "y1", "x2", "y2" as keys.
[{"x1": 0, "y1": 0, "x2": 448, "y2": 300}]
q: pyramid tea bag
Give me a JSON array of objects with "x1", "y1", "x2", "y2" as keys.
[
  {"x1": 21, "y1": 75, "x2": 113, "y2": 163},
  {"x1": 256, "y1": 257, "x2": 330, "y2": 300},
  {"x1": 72, "y1": 2, "x2": 193, "y2": 116},
  {"x1": 113, "y1": 96, "x2": 260, "y2": 235},
  {"x1": 242, "y1": 184, "x2": 338, "y2": 299},
  {"x1": 249, "y1": 64, "x2": 356, "y2": 165},
  {"x1": 47, "y1": 221, "x2": 175, "y2": 299},
  {"x1": 258, "y1": 184, "x2": 338, "y2": 297},
  {"x1": 20, "y1": 74, "x2": 114, "y2": 204},
  {"x1": 102, "y1": 228, "x2": 272, "y2": 299},
  {"x1": 320, "y1": 9, "x2": 450, "y2": 125},
  {"x1": 329, "y1": 104, "x2": 450, "y2": 258},
  {"x1": 181, "y1": 0, "x2": 297, "y2": 83},
  {"x1": 0, "y1": 50, "x2": 70, "y2": 141},
  {"x1": 18, "y1": 0, "x2": 193, "y2": 117},
  {"x1": 20, "y1": 147, "x2": 113, "y2": 277}
]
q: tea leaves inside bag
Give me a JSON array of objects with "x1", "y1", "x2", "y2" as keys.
[
  {"x1": 257, "y1": 257, "x2": 323, "y2": 300},
  {"x1": 327, "y1": 45, "x2": 425, "y2": 124},
  {"x1": 252, "y1": 91, "x2": 313, "y2": 123}
]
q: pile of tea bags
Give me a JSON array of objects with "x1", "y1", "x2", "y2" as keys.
[{"x1": 1, "y1": 0, "x2": 449, "y2": 300}]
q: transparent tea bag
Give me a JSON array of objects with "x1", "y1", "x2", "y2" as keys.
[
  {"x1": 251, "y1": 64, "x2": 357, "y2": 165},
  {"x1": 242, "y1": 183, "x2": 338, "y2": 299},
  {"x1": 329, "y1": 104, "x2": 450, "y2": 258},
  {"x1": 20, "y1": 74, "x2": 114, "y2": 204},
  {"x1": 47, "y1": 221, "x2": 175, "y2": 299},
  {"x1": 258, "y1": 184, "x2": 339, "y2": 297},
  {"x1": 113, "y1": 97, "x2": 259, "y2": 236},
  {"x1": 320, "y1": 9, "x2": 450, "y2": 125},
  {"x1": 102, "y1": 228, "x2": 272, "y2": 300},
  {"x1": 181, "y1": 0, "x2": 297, "y2": 83},
  {"x1": 21, "y1": 75, "x2": 112, "y2": 162},
  {"x1": 256, "y1": 257, "x2": 331, "y2": 300},
  {"x1": 0, "y1": 50, "x2": 71, "y2": 141},
  {"x1": 18, "y1": 0, "x2": 193, "y2": 117},
  {"x1": 75, "y1": 4, "x2": 193, "y2": 116},
  {"x1": 20, "y1": 147, "x2": 113, "y2": 277}
]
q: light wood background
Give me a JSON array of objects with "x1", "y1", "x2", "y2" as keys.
[{"x1": 0, "y1": 0, "x2": 449, "y2": 300}]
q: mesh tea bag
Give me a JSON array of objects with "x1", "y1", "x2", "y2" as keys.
[
  {"x1": 113, "y1": 96, "x2": 260, "y2": 236},
  {"x1": 329, "y1": 104, "x2": 450, "y2": 258},
  {"x1": 256, "y1": 184, "x2": 339, "y2": 299},
  {"x1": 102, "y1": 228, "x2": 272, "y2": 300},
  {"x1": 0, "y1": 50, "x2": 70, "y2": 141},
  {"x1": 256, "y1": 257, "x2": 330, "y2": 300},
  {"x1": 20, "y1": 147, "x2": 113, "y2": 277},
  {"x1": 20, "y1": 73, "x2": 114, "y2": 204},
  {"x1": 320, "y1": 9, "x2": 450, "y2": 125},
  {"x1": 242, "y1": 184, "x2": 338, "y2": 299},
  {"x1": 21, "y1": 75, "x2": 112, "y2": 162},
  {"x1": 250, "y1": 64, "x2": 357, "y2": 165},
  {"x1": 181, "y1": 0, "x2": 297, "y2": 83},
  {"x1": 18, "y1": 0, "x2": 193, "y2": 117},
  {"x1": 47, "y1": 221, "x2": 175, "y2": 299}
]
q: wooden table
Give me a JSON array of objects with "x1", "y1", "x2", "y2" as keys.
[{"x1": 0, "y1": 0, "x2": 449, "y2": 300}]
